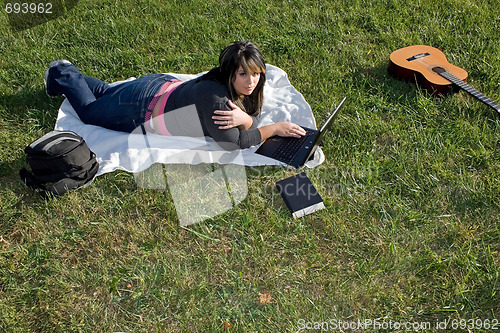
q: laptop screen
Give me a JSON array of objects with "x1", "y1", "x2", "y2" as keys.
[{"x1": 315, "y1": 96, "x2": 346, "y2": 146}]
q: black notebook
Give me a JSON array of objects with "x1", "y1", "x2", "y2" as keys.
[{"x1": 276, "y1": 172, "x2": 325, "y2": 218}]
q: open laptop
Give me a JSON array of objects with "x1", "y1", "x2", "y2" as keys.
[{"x1": 256, "y1": 97, "x2": 346, "y2": 168}]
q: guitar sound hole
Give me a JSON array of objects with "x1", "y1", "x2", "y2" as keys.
[{"x1": 432, "y1": 66, "x2": 446, "y2": 74}]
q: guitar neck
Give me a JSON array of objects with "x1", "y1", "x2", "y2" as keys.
[{"x1": 438, "y1": 70, "x2": 500, "y2": 116}]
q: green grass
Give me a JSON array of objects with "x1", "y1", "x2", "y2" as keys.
[{"x1": 1, "y1": 0, "x2": 499, "y2": 331}]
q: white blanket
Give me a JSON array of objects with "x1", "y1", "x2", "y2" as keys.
[{"x1": 54, "y1": 64, "x2": 324, "y2": 176}]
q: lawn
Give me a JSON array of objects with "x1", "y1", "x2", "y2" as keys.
[{"x1": 0, "y1": 0, "x2": 499, "y2": 331}]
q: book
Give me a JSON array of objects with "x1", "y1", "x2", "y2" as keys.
[{"x1": 276, "y1": 172, "x2": 325, "y2": 219}]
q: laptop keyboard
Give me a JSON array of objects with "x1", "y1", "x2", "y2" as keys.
[{"x1": 271, "y1": 129, "x2": 316, "y2": 161}]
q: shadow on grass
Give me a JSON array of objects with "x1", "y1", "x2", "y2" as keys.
[
  {"x1": 1, "y1": 86, "x2": 64, "y2": 197},
  {"x1": 2, "y1": 86, "x2": 62, "y2": 131}
]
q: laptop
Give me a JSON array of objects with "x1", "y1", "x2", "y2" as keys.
[{"x1": 256, "y1": 97, "x2": 346, "y2": 168}]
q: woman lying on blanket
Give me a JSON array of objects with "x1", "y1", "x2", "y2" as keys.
[{"x1": 45, "y1": 41, "x2": 306, "y2": 150}]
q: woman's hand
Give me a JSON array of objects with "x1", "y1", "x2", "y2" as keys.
[
  {"x1": 258, "y1": 122, "x2": 307, "y2": 142},
  {"x1": 273, "y1": 122, "x2": 307, "y2": 138},
  {"x1": 212, "y1": 100, "x2": 253, "y2": 130}
]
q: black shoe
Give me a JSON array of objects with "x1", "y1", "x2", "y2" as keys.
[{"x1": 44, "y1": 60, "x2": 72, "y2": 97}]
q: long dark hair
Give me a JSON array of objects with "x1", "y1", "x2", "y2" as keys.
[{"x1": 201, "y1": 41, "x2": 266, "y2": 116}]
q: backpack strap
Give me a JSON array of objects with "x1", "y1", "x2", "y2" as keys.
[
  {"x1": 48, "y1": 161, "x2": 99, "y2": 195},
  {"x1": 20, "y1": 167, "x2": 51, "y2": 198}
]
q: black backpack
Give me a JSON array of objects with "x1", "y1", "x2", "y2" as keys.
[{"x1": 20, "y1": 130, "x2": 99, "y2": 197}]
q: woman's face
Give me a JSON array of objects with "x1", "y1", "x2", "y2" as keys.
[{"x1": 232, "y1": 66, "x2": 261, "y2": 96}]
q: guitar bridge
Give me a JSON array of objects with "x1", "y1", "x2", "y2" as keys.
[{"x1": 406, "y1": 52, "x2": 430, "y2": 61}]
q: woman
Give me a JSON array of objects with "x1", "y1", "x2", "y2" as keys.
[{"x1": 45, "y1": 41, "x2": 306, "y2": 150}]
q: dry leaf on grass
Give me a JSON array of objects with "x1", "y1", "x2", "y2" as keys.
[{"x1": 259, "y1": 292, "x2": 273, "y2": 304}]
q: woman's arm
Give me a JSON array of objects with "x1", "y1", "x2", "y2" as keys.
[
  {"x1": 208, "y1": 121, "x2": 305, "y2": 150},
  {"x1": 212, "y1": 100, "x2": 307, "y2": 146},
  {"x1": 212, "y1": 101, "x2": 307, "y2": 138}
]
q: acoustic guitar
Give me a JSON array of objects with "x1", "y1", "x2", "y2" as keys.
[{"x1": 388, "y1": 45, "x2": 500, "y2": 116}]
